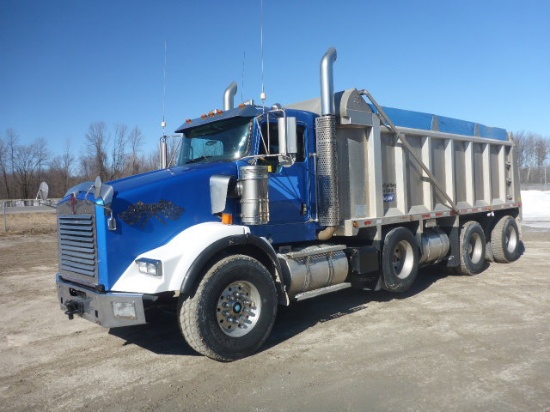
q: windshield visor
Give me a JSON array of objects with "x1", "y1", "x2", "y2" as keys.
[{"x1": 178, "y1": 117, "x2": 252, "y2": 165}]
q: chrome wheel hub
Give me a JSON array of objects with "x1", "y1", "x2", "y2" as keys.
[
  {"x1": 216, "y1": 281, "x2": 261, "y2": 337},
  {"x1": 393, "y1": 240, "x2": 414, "y2": 279}
]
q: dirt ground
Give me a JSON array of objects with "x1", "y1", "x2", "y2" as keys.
[{"x1": 0, "y1": 227, "x2": 549, "y2": 412}]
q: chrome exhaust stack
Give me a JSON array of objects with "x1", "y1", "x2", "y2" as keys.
[
  {"x1": 316, "y1": 48, "x2": 339, "y2": 240},
  {"x1": 223, "y1": 81, "x2": 238, "y2": 111},
  {"x1": 320, "y1": 48, "x2": 337, "y2": 116}
]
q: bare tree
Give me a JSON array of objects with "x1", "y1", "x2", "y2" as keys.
[
  {"x1": 512, "y1": 131, "x2": 550, "y2": 185},
  {"x1": 0, "y1": 134, "x2": 8, "y2": 198},
  {"x1": 127, "y1": 126, "x2": 143, "y2": 175},
  {"x1": 79, "y1": 155, "x2": 95, "y2": 181},
  {"x1": 85, "y1": 122, "x2": 109, "y2": 181},
  {"x1": 34, "y1": 137, "x2": 49, "y2": 183},
  {"x1": 50, "y1": 140, "x2": 75, "y2": 195},
  {"x1": 12, "y1": 138, "x2": 50, "y2": 198},
  {"x1": 0, "y1": 128, "x2": 20, "y2": 198},
  {"x1": 533, "y1": 135, "x2": 549, "y2": 184},
  {"x1": 110, "y1": 124, "x2": 127, "y2": 180},
  {"x1": 511, "y1": 131, "x2": 526, "y2": 169}
]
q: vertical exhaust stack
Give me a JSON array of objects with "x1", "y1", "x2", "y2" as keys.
[
  {"x1": 320, "y1": 48, "x2": 337, "y2": 116},
  {"x1": 317, "y1": 48, "x2": 339, "y2": 240},
  {"x1": 223, "y1": 81, "x2": 238, "y2": 111}
]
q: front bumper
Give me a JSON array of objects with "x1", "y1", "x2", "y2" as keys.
[{"x1": 56, "y1": 275, "x2": 147, "y2": 328}]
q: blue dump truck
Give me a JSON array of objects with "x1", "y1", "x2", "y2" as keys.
[{"x1": 56, "y1": 48, "x2": 522, "y2": 361}]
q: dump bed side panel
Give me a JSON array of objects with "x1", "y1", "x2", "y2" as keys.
[{"x1": 335, "y1": 123, "x2": 518, "y2": 235}]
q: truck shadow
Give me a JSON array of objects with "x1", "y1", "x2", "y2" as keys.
[
  {"x1": 108, "y1": 267, "x2": 450, "y2": 358},
  {"x1": 108, "y1": 308, "x2": 195, "y2": 356},
  {"x1": 264, "y1": 267, "x2": 449, "y2": 351}
]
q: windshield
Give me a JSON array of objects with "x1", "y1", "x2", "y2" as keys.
[{"x1": 177, "y1": 117, "x2": 252, "y2": 165}]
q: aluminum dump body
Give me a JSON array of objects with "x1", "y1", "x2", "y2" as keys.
[{"x1": 288, "y1": 89, "x2": 520, "y2": 236}]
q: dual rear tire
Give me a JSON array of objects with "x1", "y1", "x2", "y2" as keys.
[
  {"x1": 381, "y1": 216, "x2": 521, "y2": 284},
  {"x1": 491, "y1": 216, "x2": 521, "y2": 263},
  {"x1": 456, "y1": 221, "x2": 486, "y2": 275},
  {"x1": 381, "y1": 227, "x2": 419, "y2": 293},
  {"x1": 455, "y1": 216, "x2": 521, "y2": 275}
]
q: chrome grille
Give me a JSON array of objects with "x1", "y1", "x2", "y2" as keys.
[{"x1": 58, "y1": 214, "x2": 97, "y2": 278}]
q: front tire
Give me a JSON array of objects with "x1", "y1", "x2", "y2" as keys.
[
  {"x1": 456, "y1": 221, "x2": 486, "y2": 275},
  {"x1": 179, "y1": 255, "x2": 278, "y2": 361},
  {"x1": 381, "y1": 227, "x2": 419, "y2": 293}
]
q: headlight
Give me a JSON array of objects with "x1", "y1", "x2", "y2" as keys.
[{"x1": 135, "y1": 258, "x2": 163, "y2": 277}]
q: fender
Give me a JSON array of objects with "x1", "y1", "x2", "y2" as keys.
[
  {"x1": 181, "y1": 231, "x2": 288, "y2": 305},
  {"x1": 111, "y1": 222, "x2": 250, "y2": 294},
  {"x1": 111, "y1": 222, "x2": 288, "y2": 304}
]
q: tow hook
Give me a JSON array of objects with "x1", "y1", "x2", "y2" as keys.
[{"x1": 64, "y1": 300, "x2": 84, "y2": 320}]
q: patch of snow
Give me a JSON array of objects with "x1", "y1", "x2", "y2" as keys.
[{"x1": 521, "y1": 190, "x2": 550, "y2": 229}]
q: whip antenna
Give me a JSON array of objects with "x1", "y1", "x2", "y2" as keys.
[
  {"x1": 241, "y1": 51, "x2": 246, "y2": 103},
  {"x1": 161, "y1": 40, "x2": 167, "y2": 135},
  {"x1": 260, "y1": 0, "x2": 266, "y2": 105}
]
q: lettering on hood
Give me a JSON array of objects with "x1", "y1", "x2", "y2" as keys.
[{"x1": 119, "y1": 200, "x2": 184, "y2": 227}]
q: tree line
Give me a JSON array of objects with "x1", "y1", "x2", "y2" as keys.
[
  {"x1": 0, "y1": 125, "x2": 548, "y2": 200},
  {"x1": 511, "y1": 132, "x2": 550, "y2": 186},
  {"x1": 0, "y1": 123, "x2": 167, "y2": 200}
]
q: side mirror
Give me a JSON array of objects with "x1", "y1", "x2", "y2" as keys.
[{"x1": 278, "y1": 116, "x2": 298, "y2": 156}]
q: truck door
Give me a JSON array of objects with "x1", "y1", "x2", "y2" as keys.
[{"x1": 259, "y1": 121, "x2": 311, "y2": 225}]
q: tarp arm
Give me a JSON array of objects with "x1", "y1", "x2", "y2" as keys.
[{"x1": 359, "y1": 89, "x2": 458, "y2": 213}]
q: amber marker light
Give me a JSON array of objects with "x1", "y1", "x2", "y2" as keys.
[{"x1": 221, "y1": 213, "x2": 233, "y2": 225}]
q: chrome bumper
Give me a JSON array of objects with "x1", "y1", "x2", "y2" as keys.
[{"x1": 56, "y1": 275, "x2": 147, "y2": 328}]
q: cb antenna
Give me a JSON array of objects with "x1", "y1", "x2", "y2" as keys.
[
  {"x1": 160, "y1": 40, "x2": 168, "y2": 169},
  {"x1": 161, "y1": 40, "x2": 168, "y2": 136},
  {"x1": 260, "y1": 0, "x2": 266, "y2": 106},
  {"x1": 241, "y1": 50, "x2": 246, "y2": 103}
]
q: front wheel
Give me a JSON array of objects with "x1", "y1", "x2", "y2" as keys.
[{"x1": 179, "y1": 255, "x2": 278, "y2": 361}]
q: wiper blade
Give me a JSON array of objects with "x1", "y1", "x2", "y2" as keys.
[{"x1": 186, "y1": 156, "x2": 211, "y2": 164}]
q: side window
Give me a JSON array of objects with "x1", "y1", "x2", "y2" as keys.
[{"x1": 259, "y1": 122, "x2": 306, "y2": 162}]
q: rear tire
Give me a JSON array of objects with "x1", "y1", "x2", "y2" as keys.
[
  {"x1": 456, "y1": 221, "x2": 486, "y2": 275},
  {"x1": 381, "y1": 227, "x2": 419, "y2": 293},
  {"x1": 179, "y1": 255, "x2": 278, "y2": 362},
  {"x1": 491, "y1": 216, "x2": 521, "y2": 263}
]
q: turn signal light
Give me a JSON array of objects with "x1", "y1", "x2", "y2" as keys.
[{"x1": 221, "y1": 213, "x2": 233, "y2": 225}]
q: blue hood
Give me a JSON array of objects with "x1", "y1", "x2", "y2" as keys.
[{"x1": 100, "y1": 162, "x2": 238, "y2": 290}]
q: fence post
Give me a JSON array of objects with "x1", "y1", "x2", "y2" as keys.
[{"x1": 2, "y1": 201, "x2": 6, "y2": 232}]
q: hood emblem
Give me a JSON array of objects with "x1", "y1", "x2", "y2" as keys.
[{"x1": 119, "y1": 200, "x2": 184, "y2": 227}]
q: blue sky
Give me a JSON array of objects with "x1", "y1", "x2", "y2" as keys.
[{"x1": 1, "y1": 0, "x2": 549, "y2": 160}]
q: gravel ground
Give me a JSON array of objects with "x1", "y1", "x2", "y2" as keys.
[{"x1": 0, "y1": 227, "x2": 549, "y2": 411}]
